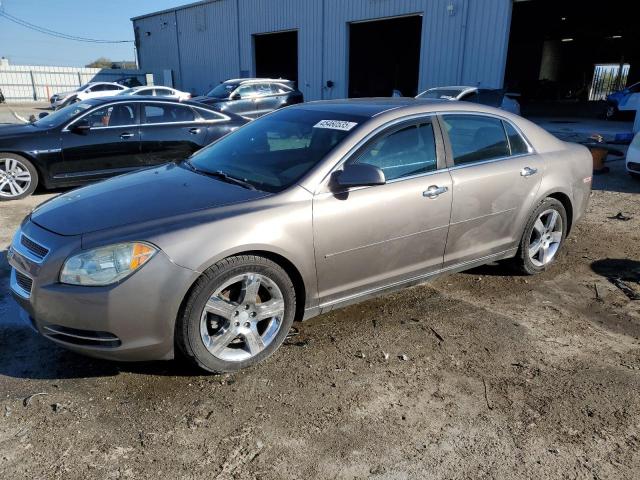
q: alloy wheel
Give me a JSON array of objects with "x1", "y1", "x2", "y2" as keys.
[
  {"x1": 199, "y1": 273, "x2": 285, "y2": 362},
  {"x1": 528, "y1": 208, "x2": 563, "y2": 267},
  {"x1": 0, "y1": 157, "x2": 32, "y2": 199}
]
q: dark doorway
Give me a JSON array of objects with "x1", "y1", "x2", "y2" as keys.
[
  {"x1": 505, "y1": 0, "x2": 640, "y2": 114},
  {"x1": 254, "y1": 30, "x2": 298, "y2": 85},
  {"x1": 348, "y1": 15, "x2": 422, "y2": 98}
]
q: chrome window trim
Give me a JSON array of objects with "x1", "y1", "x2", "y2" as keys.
[
  {"x1": 62, "y1": 100, "x2": 230, "y2": 132},
  {"x1": 10, "y1": 268, "x2": 31, "y2": 299},
  {"x1": 13, "y1": 231, "x2": 50, "y2": 264},
  {"x1": 447, "y1": 152, "x2": 534, "y2": 171}
]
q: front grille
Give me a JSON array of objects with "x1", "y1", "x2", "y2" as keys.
[
  {"x1": 628, "y1": 162, "x2": 640, "y2": 172},
  {"x1": 14, "y1": 270, "x2": 33, "y2": 293},
  {"x1": 43, "y1": 325, "x2": 121, "y2": 348},
  {"x1": 20, "y1": 235, "x2": 49, "y2": 260}
]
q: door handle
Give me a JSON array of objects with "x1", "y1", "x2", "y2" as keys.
[
  {"x1": 520, "y1": 166, "x2": 538, "y2": 177},
  {"x1": 423, "y1": 185, "x2": 448, "y2": 199},
  {"x1": 120, "y1": 132, "x2": 134, "y2": 139},
  {"x1": 188, "y1": 128, "x2": 201, "y2": 134}
]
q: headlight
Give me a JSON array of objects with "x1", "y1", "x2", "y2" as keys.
[{"x1": 60, "y1": 242, "x2": 157, "y2": 286}]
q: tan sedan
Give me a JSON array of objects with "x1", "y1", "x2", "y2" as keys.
[{"x1": 8, "y1": 99, "x2": 592, "y2": 372}]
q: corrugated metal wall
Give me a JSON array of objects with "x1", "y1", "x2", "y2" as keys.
[{"x1": 133, "y1": 0, "x2": 512, "y2": 100}]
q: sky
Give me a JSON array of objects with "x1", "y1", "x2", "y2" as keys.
[{"x1": 0, "y1": 0, "x2": 188, "y2": 66}]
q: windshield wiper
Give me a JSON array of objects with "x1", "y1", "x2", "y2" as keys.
[{"x1": 183, "y1": 161, "x2": 257, "y2": 190}]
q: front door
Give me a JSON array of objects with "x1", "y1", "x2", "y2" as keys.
[
  {"x1": 440, "y1": 114, "x2": 543, "y2": 266},
  {"x1": 313, "y1": 118, "x2": 452, "y2": 307},
  {"x1": 139, "y1": 102, "x2": 207, "y2": 164},
  {"x1": 58, "y1": 103, "x2": 141, "y2": 180},
  {"x1": 230, "y1": 84, "x2": 260, "y2": 119}
]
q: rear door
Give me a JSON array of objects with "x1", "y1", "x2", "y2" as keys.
[
  {"x1": 138, "y1": 102, "x2": 208, "y2": 164},
  {"x1": 441, "y1": 113, "x2": 543, "y2": 267},
  {"x1": 58, "y1": 102, "x2": 142, "y2": 179},
  {"x1": 313, "y1": 117, "x2": 452, "y2": 307}
]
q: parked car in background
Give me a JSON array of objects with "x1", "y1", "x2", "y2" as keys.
[
  {"x1": 118, "y1": 86, "x2": 191, "y2": 101},
  {"x1": 116, "y1": 76, "x2": 143, "y2": 88},
  {"x1": 50, "y1": 82, "x2": 128, "y2": 109},
  {"x1": 626, "y1": 131, "x2": 640, "y2": 179},
  {"x1": 0, "y1": 97, "x2": 246, "y2": 200},
  {"x1": 7, "y1": 98, "x2": 592, "y2": 372},
  {"x1": 605, "y1": 81, "x2": 640, "y2": 119},
  {"x1": 191, "y1": 78, "x2": 304, "y2": 119},
  {"x1": 416, "y1": 86, "x2": 521, "y2": 115}
]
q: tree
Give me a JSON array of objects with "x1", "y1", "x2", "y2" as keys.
[{"x1": 85, "y1": 57, "x2": 114, "y2": 68}]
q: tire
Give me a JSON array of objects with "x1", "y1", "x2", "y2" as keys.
[
  {"x1": 513, "y1": 198, "x2": 568, "y2": 275},
  {"x1": 0, "y1": 153, "x2": 38, "y2": 201},
  {"x1": 176, "y1": 255, "x2": 296, "y2": 373},
  {"x1": 629, "y1": 171, "x2": 640, "y2": 181}
]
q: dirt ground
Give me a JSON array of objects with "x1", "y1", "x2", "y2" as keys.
[{"x1": 1, "y1": 150, "x2": 640, "y2": 479}]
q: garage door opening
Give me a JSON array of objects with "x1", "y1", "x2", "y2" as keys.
[
  {"x1": 505, "y1": 0, "x2": 639, "y2": 115},
  {"x1": 254, "y1": 30, "x2": 298, "y2": 85},
  {"x1": 348, "y1": 15, "x2": 422, "y2": 98}
]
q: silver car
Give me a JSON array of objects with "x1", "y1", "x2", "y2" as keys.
[
  {"x1": 417, "y1": 86, "x2": 521, "y2": 115},
  {"x1": 8, "y1": 99, "x2": 592, "y2": 373}
]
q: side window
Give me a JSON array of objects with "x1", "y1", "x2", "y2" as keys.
[
  {"x1": 155, "y1": 88, "x2": 173, "y2": 97},
  {"x1": 236, "y1": 84, "x2": 258, "y2": 99},
  {"x1": 135, "y1": 89, "x2": 152, "y2": 96},
  {"x1": 271, "y1": 83, "x2": 290, "y2": 94},
  {"x1": 442, "y1": 115, "x2": 510, "y2": 165},
  {"x1": 503, "y1": 121, "x2": 529, "y2": 155},
  {"x1": 81, "y1": 104, "x2": 135, "y2": 127},
  {"x1": 355, "y1": 122, "x2": 438, "y2": 181},
  {"x1": 460, "y1": 91, "x2": 479, "y2": 103},
  {"x1": 142, "y1": 104, "x2": 195, "y2": 124},
  {"x1": 196, "y1": 108, "x2": 225, "y2": 121},
  {"x1": 255, "y1": 83, "x2": 273, "y2": 96}
]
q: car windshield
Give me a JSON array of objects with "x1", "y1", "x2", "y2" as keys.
[
  {"x1": 188, "y1": 108, "x2": 367, "y2": 192},
  {"x1": 33, "y1": 102, "x2": 95, "y2": 128},
  {"x1": 206, "y1": 83, "x2": 238, "y2": 98},
  {"x1": 417, "y1": 88, "x2": 465, "y2": 100}
]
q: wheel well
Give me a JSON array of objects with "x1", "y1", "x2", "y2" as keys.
[
  {"x1": 243, "y1": 250, "x2": 307, "y2": 322},
  {"x1": 178, "y1": 250, "x2": 308, "y2": 326},
  {"x1": 0, "y1": 151, "x2": 44, "y2": 187},
  {"x1": 548, "y1": 192, "x2": 573, "y2": 234}
]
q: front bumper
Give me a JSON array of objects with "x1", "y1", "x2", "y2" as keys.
[{"x1": 8, "y1": 220, "x2": 198, "y2": 361}]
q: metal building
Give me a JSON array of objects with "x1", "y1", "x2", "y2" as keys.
[{"x1": 132, "y1": 0, "x2": 512, "y2": 101}]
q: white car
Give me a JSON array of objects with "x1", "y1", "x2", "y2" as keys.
[
  {"x1": 117, "y1": 86, "x2": 191, "y2": 101},
  {"x1": 50, "y1": 82, "x2": 127, "y2": 109},
  {"x1": 626, "y1": 131, "x2": 640, "y2": 179},
  {"x1": 416, "y1": 86, "x2": 521, "y2": 115}
]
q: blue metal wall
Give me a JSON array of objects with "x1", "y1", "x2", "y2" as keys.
[{"x1": 133, "y1": 0, "x2": 512, "y2": 99}]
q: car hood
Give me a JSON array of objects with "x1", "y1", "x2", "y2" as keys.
[
  {"x1": 30, "y1": 163, "x2": 269, "y2": 236},
  {"x1": 0, "y1": 123, "x2": 42, "y2": 138}
]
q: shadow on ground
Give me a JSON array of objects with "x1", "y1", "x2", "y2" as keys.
[{"x1": 0, "y1": 249, "x2": 206, "y2": 380}]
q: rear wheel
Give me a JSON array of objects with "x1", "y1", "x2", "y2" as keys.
[
  {"x1": 0, "y1": 153, "x2": 38, "y2": 201},
  {"x1": 513, "y1": 198, "x2": 567, "y2": 275},
  {"x1": 176, "y1": 255, "x2": 296, "y2": 373}
]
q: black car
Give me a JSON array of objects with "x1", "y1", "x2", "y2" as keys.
[
  {"x1": 0, "y1": 97, "x2": 246, "y2": 200},
  {"x1": 191, "y1": 78, "x2": 303, "y2": 119}
]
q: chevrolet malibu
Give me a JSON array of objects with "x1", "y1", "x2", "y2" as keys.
[{"x1": 8, "y1": 99, "x2": 592, "y2": 373}]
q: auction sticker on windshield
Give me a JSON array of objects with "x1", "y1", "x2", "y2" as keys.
[{"x1": 314, "y1": 120, "x2": 358, "y2": 131}]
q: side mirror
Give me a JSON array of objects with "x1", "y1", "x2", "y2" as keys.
[
  {"x1": 334, "y1": 164, "x2": 386, "y2": 188},
  {"x1": 70, "y1": 119, "x2": 91, "y2": 134},
  {"x1": 38, "y1": 112, "x2": 49, "y2": 119},
  {"x1": 230, "y1": 93, "x2": 241, "y2": 100}
]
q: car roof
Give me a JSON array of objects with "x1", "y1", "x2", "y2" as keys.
[
  {"x1": 296, "y1": 97, "x2": 447, "y2": 117},
  {"x1": 224, "y1": 78, "x2": 292, "y2": 84}
]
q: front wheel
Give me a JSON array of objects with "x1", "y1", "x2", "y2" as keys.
[
  {"x1": 0, "y1": 153, "x2": 38, "y2": 201},
  {"x1": 513, "y1": 198, "x2": 567, "y2": 275},
  {"x1": 176, "y1": 255, "x2": 296, "y2": 373}
]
